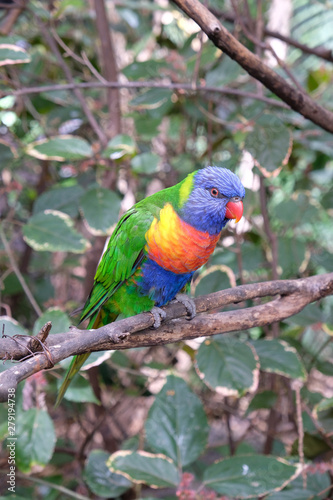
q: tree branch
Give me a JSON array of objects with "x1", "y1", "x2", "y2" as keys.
[
  {"x1": 210, "y1": 9, "x2": 333, "y2": 63},
  {"x1": 1, "y1": 80, "x2": 289, "y2": 109},
  {"x1": 171, "y1": 0, "x2": 333, "y2": 134},
  {"x1": 0, "y1": 273, "x2": 332, "y2": 402}
]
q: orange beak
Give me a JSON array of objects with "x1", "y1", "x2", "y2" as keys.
[{"x1": 225, "y1": 200, "x2": 244, "y2": 223}]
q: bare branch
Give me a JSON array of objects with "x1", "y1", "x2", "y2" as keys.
[
  {"x1": 171, "y1": 0, "x2": 333, "y2": 133},
  {"x1": 2, "y1": 80, "x2": 290, "y2": 109},
  {"x1": 0, "y1": 274, "x2": 332, "y2": 402}
]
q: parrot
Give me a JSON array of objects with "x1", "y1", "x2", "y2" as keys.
[{"x1": 55, "y1": 166, "x2": 245, "y2": 406}]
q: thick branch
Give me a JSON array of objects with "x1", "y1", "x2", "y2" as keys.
[
  {"x1": 0, "y1": 274, "x2": 332, "y2": 402},
  {"x1": 171, "y1": 0, "x2": 333, "y2": 133},
  {"x1": 211, "y1": 9, "x2": 333, "y2": 63},
  {"x1": 94, "y1": 0, "x2": 121, "y2": 137}
]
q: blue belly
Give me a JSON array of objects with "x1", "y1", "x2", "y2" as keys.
[{"x1": 138, "y1": 258, "x2": 194, "y2": 307}]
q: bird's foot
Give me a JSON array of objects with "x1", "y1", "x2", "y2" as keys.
[
  {"x1": 150, "y1": 306, "x2": 167, "y2": 329},
  {"x1": 174, "y1": 293, "x2": 196, "y2": 320}
]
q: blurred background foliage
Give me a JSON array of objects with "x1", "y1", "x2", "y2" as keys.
[{"x1": 0, "y1": 0, "x2": 333, "y2": 498}]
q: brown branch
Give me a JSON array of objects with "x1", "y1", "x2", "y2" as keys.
[
  {"x1": 211, "y1": 9, "x2": 333, "y2": 63},
  {"x1": 171, "y1": 0, "x2": 333, "y2": 133},
  {"x1": 0, "y1": 0, "x2": 25, "y2": 35},
  {"x1": 2, "y1": 80, "x2": 290, "y2": 109},
  {"x1": 0, "y1": 273, "x2": 332, "y2": 402},
  {"x1": 94, "y1": 0, "x2": 121, "y2": 137}
]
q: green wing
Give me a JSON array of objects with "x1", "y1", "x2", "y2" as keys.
[{"x1": 79, "y1": 206, "x2": 154, "y2": 324}]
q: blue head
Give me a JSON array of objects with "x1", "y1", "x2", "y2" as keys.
[{"x1": 180, "y1": 166, "x2": 245, "y2": 234}]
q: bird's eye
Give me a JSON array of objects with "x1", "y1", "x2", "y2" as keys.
[{"x1": 210, "y1": 188, "x2": 219, "y2": 198}]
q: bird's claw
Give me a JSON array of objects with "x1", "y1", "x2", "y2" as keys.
[
  {"x1": 174, "y1": 293, "x2": 196, "y2": 320},
  {"x1": 150, "y1": 306, "x2": 167, "y2": 329}
]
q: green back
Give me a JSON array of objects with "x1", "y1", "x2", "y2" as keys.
[{"x1": 79, "y1": 179, "x2": 189, "y2": 323}]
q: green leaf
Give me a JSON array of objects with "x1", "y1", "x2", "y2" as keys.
[
  {"x1": 123, "y1": 60, "x2": 168, "y2": 81},
  {"x1": 33, "y1": 308, "x2": 70, "y2": 335},
  {"x1": 59, "y1": 375, "x2": 100, "y2": 404},
  {"x1": 23, "y1": 210, "x2": 90, "y2": 253},
  {"x1": 79, "y1": 187, "x2": 121, "y2": 235},
  {"x1": 203, "y1": 455, "x2": 300, "y2": 498},
  {"x1": 0, "y1": 43, "x2": 30, "y2": 66},
  {"x1": 267, "y1": 469, "x2": 331, "y2": 499},
  {"x1": 145, "y1": 375, "x2": 208, "y2": 467},
  {"x1": 313, "y1": 397, "x2": 333, "y2": 435},
  {"x1": 0, "y1": 139, "x2": 16, "y2": 169},
  {"x1": 206, "y1": 57, "x2": 243, "y2": 86},
  {"x1": 33, "y1": 185, "x2": 85, "y2": 217},
  {"x1": 245, "y1": 390, "x2": 278, "y2": 416},
  {"x1": 252, "y1": 339, "x2": 307, "y2": 380},
  {"x1": 16, "y1": 409, "x2": 56, "y2": 473},
  {"x1": 107, "y1": 450, "x2": 179, "y2": 488},
  {"x1": 130, "y1": 88, "x2": 172, "y2": 111},
  {"x1": 84, "y1": 449, "x2": 131, "y2": 498},
  {"x1": 0, "y1": 316, "x2": 27, "y2": 337},
  {"x1": 26, "y1": 135, "x2": 92, "y2": 161},
  {"x1": 196, "y1": 337, "x2": 259, "y2": 397},
  {"x1": 130, "y1": 152, "x2": 160, "y2": 174},
  {"x1": 273, "y1": 194, "x2": 318, "y2": 227},
  {"x1": 102, "y1": 134, "x2": 136, "y2": 160},
  {"x1": 244, "y1": 114, "x2": 291, "y2": 174},
  {"x1": 278, "y1": 238, "x2": 306, "y2": 278}
]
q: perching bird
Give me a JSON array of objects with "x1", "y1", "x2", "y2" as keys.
[{"x1": 55, "y1": 166, "x2": 245, "y2": 406}]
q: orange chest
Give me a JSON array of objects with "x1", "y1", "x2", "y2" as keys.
[{"x1": 145, "y1": 204, "x2": 220, "y2": 274}]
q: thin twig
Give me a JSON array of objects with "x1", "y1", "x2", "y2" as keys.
[
  {"x1": 35, "y1": 16, "x2": 108, "y2": 146},
  {"x1": 0, "y1": 224, "x2": 42, "y2": 317},
  {"x1": 2, "y1": 80, "x2": 290, "y2": 109},
  {"x1": 292, "y1": 380, "x2": 306, "y2": 488}
]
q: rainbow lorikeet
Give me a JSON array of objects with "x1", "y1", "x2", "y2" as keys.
[{"x1": 55, "y1": 166, "x2": 245, "y2": 406}]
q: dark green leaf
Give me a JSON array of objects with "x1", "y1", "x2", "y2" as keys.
[
  {"x1": 130, "y1": 152, "x2": 160, "y2": 174},
  {"x1": 129, "y1": 88, "x2": 172, "y2": 110},
  {"x1": 0, "y1": 43, "x2": 30, "y2": 65},
  {"x1": 58, "y1": 375, "x2": 100, "y2": 404},
  {"x1": 33, "y1": 185, "x2": 85, "y2": 217},
  {"x1": 196, "y1": 337, "x2": 259, "y2": 397},
  {"x1": 79, "y1": 187, "x2": 121, "y2": 235},
  {"x1": 252, "y1": 339, "x2": 307, "y2": 380},
  {"x1": 278, "y1": 238, "x2": 306, "y2": 278},
  {"x1": 16, "y1": 409, "x2": 56, "y2": 473},
  {"x1": 23, "y1": 210, "x2": 90, "y2": 253},
  {"x1": 0, "y1": 316, "x2": 27, "y2": 337},
  {"x1": 145, "y1": 375, "x2": 208, "y2": 467},
  {"x1": 102, "y1": 134, "x2": 136, "y2": 160},
  {"x1": 0, "y1": 140, "x2": 16, "y2": 169},
  {"x1": 26, "y1": 135, "x2": 92, "y2": 161},
  {"x1": 107, "y1": 451, "x2": 179, "y2": 488},
  {"x1": 244, "y1": 115, "x2": 291, "y2": 173},
  {"x1": 203, "y1": 455, "x2": 300, "y2": 498},
  {"x1": 267, "y1": 469, "x2": 331, "y2": 499},
  {"x1": 245, "y1": 390, "x2": 278, "y2": 415},
  {"x1": 84, "y1": 449, "x2": 131, "y2": 498},
  {"x1": 33, "y1": 308, "x2": 70, "y2": 335}
]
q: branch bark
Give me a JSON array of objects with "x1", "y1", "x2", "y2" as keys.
[
  {"x1": 0, "y1": 273, "x2": 332, "y2": 402},
  {"x1": 171, "y1": 0, "x2": 333, "y2": 133}
]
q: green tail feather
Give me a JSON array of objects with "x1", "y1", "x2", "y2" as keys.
[
  {"x1": 55, "y1": 311, "x2": 103, "y2": 408},
  {"x1": 54, "y1": 351, "x2": 91, "y2": 408}
]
